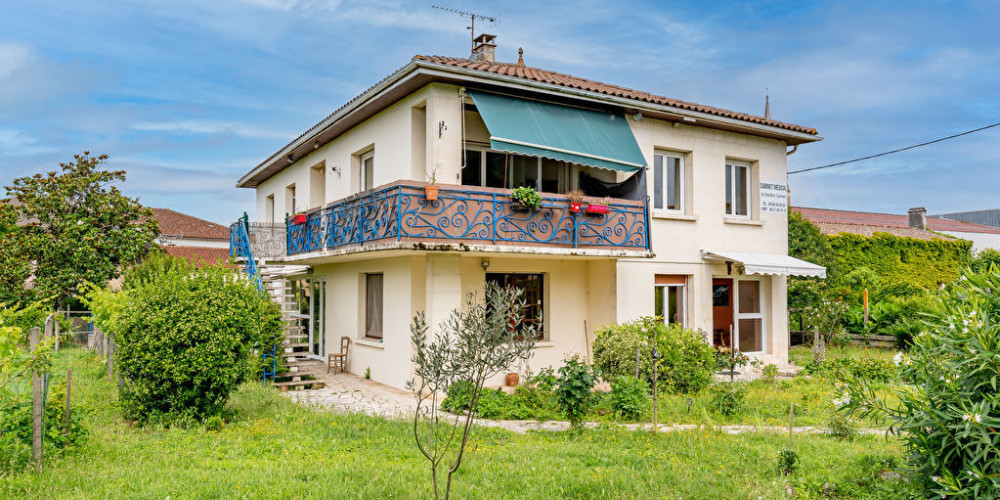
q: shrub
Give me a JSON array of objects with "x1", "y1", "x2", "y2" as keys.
[
  {"x1": 0, "y1": 382, "x2": 87, "y2": 472},
  {"x1": 525, "y1": 366, "x2": 557, "y2": 391},
  {"x1": 608, "y1": 376, "x2": 650, "y2": 420},
  {"x1": 708, "y1": 382, "x2": 747, "y2": 416},
  {"x1": 806, "y1": 355, "x2": 896, "y2": 384},
  {"x1": 839, "y1": 267, "x2": 1000, "y2": 498},
  {"x1": 761, "y1": 363, "x2": 779, "y2": 382},
  {"x1": 777, "y1": 447, "x2": 799, "y2": 475},
  {"x1": 555, "y1": 356, "x2": 596, "y2": 428},
  {"x1": 592, "y1": 318, "x2": 716, "y2": 394},
  {"x1": 441, "y1": 380, "x2": 476, "y2": 414},
  {"x1": 826, "y1": 412, "x2": 857, "y2": 441},
  {"x1": 109, "y1": 259, "x2": 282, "y2": 425}
]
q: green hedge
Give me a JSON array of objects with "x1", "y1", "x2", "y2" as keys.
[{"x1": 826, "y1": 233, "x2": 970, "y2": 291}]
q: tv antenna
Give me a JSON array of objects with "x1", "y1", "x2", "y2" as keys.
[{"x1": 432, "y1": 5, "x2": 499, "y2": 55}]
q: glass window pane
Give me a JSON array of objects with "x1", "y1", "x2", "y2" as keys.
[
  {"x1": 738, "y1": 318, "x2": 762, "y2": 351},
  {"x1": 462, "y1": 150, "x2": 482, "y2": 186},
  {"x1": 735, "y1": 165, "x2": 748, "y2": 216},
  {"x1": 509, "y1": 155, "x2": 538, "y2": 189},
  {"x1": 654, "y1": 286, "x2": 664, "y2": 319},
  {"x1": 725, "y1": 164, "x2": 732, "y2": 214},
  {"x1": 541, "y1": 158, "x2": 567, "y2": 193},
  {"x1": 667, "y1": 286, "x2": 681, "y2": 325},
  {"x1": 653, "y1": 155, "x2": 663, "y2": 210},
  {"x1": 365, "y1": 274, "x2": 383, "y2": 338},
  {"x1": 485, "y1": 152, "x2": 507, "y2": 188},
  {"x1": 738, "y1": 280, "x2": 760, "y2": 313},
  {"x1": 667, "y1": 156, "x2": 680, "y2": 210},
  {"x1": 363, "y1": 156, "x2": 374, "y2": 191}
]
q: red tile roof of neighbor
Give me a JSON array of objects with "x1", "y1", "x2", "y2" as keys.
[
  {"x1": 793, "y1": 207, "x2": 1000, "y2": 241},
  {"x1": 152, "y1": 208, "x2": 228, "y2": 240},
  {"x1": 412, "y1": 56, "x2": 819, "y2": 136},
  {"x1": 162, "y1": 246, "x2": 234, "y2": 268}
]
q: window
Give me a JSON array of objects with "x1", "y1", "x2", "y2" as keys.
[
  {"x1": 737, "y1": 280, "x2": 763, "y2": 352},
  {"x1": 265, "y1": 194, "x2": 275, "y2": 224},
  {"x1": 654, "y1": 275, "x2": 687, "y2": 327},
  {"x1": 309, "y1": 162, "x2": 325, "y2": 208},
  {"x1": 364, "y1": 273, "x2": 383, "y2": 339},
  {"x1": 725, "y1": 160, "x2": 750, "y2": 217},
  {"x1": 360, "y1": 151, "x2": 375, "y2": 192},
  {"x1": 462, "y1": 146, "x2": 571, "y2": 194},
  {"x1": 486, "y1": 273, "x2": 544, "y2": 339},
  {"x1": 653, "y1": 152, "x2": 684, "y2": 212},
  {"x1": 285, "y1": 184, "x2": 296, "y2": 215}
]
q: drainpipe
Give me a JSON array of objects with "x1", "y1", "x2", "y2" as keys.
[{"x1": 786, "y1": 145, "x2": 798, "y2": 156}]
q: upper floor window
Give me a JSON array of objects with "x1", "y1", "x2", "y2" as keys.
[
  {"x1": 360, "y1": 151, "x2": 375, "y2": 192},
  {"x1": 653, "y1": 152, "x2": 685, "y2": 213},
  {"x1": 462, "y1": 147, "x2": 570, "y2": 194},
  {"x1": 725, "y1": 160, "x2": 751, "y2": 217},
  {"x1": 285, "y1": 184, "x2": 296, "y2": 215}
]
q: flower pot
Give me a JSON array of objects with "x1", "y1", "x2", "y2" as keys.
[
  {"x1": 424, "y1": 185, "x2": 439, "y2": 202},
  {"x1": 569, "y1": 202, "x2": 582, "y2": 213},
  {"x1": 585, "y1": 204, "x2": 609, "y2": 215},
  {"x1": 505, "y1": 372, "x2": 520, "y2": 387},
  {"x1": 292, "y1": 214, "x2": 307, "y2": 225},
  {"x1": 510, "y1": 201, "x2": 531, "y2": 213}
]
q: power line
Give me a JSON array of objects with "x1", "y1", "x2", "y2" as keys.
[{"x1": 788, "y1": 121, "x2": 1000, "y2": 175}]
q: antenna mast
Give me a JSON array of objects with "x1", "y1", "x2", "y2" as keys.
[{"x1": 432, "y1": 5, "x2": 498, "y2": 55}]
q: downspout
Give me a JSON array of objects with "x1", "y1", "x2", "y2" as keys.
[{"x1": 786, "y1": 145, "x2": 799, "y2": 156}]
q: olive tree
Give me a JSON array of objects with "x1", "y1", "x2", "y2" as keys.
[{"x1": 408, "y1": 283, "x2": 537, "y2": 500}]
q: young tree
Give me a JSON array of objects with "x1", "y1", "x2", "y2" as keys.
[
  {"x1": 408, "y1": 283, "x2": 537, "y2": 500},
  {"x1": 4, "y1": 152, "x2": 158, "y2": 306},
  {"x1": 0, "y1": 203, "x2": 31, "y2": 304}
]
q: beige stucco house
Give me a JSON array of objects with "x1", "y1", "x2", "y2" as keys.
[{"x1": 231, "y1": 37, "x2": 825, "y2": 390}]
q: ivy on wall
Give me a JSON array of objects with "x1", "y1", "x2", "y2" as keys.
[{"x1": 826, "y1": 233, "x2": 971, "y2": 291}]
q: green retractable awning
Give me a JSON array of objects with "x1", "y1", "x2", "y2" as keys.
[{"x1": 468, "y1": 90, "x2": 646, "y2": 173}]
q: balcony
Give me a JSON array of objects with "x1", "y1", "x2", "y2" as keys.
[{"x1": 282, "y1": 181, "x2": 651, "y2": 259}]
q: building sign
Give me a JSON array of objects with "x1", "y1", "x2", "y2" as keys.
[{"x1": 759, "y1": 182, "x2": 788, "y2": 214}]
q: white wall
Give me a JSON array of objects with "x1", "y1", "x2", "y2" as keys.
[{"x1": 941, "y1": 231, "x2": 1000, "y2": 253}]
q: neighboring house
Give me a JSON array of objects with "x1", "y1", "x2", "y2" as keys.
[
  {"x1": 936, "y1": 209, "x2": 1000, "y2": 251},
  {"x1": 231, "y1": 36, "x2": 824, "y2": 390},
  {"x1": 794, "y1": 206, "x2": 1000, "y2": 252},
  {"x1": 152, "y1": 208, "x2": 231, "y2": 266}
]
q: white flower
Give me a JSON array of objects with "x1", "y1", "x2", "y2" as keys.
[
  {"x1": 932, "y1": 476, "x2": 940, "y2": 483},
  {"x1": 962, "y1": 414, "x2": 982, "y2": 423},
  {"x1": 832, "y1": 391, "x2": 851, "y2": 408},
  {"x1": 894, "y1": 352, "x2": 904, "y2": 366},
  {"x1": 76, "y1": 220, "x2": 84, "y2": 225}
]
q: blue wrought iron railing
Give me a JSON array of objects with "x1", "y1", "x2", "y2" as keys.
[
  {"x1": 229, "y1": 213, "x2": 264, "y2": 292},
  {"x1": 286, "y1": 182, "x2": 650, "y2": 256}
]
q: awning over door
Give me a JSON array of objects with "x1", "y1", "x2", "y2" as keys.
[
  {"x1": 468, "y1": 90, "x2": 647, "y2": 173},
  {"x1": 702, "y1": 251, "x2": 827, "y2": 278}
]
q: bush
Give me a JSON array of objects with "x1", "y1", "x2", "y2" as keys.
[
  {"x1": 806, "y1": 355, "x2": 896, "y2": 384},
  {"x1": 777, "y1": 447, "x2": 799, "y2": 475},
  {"x1": 108, "y1": 258, "x2": 282, "y2": 425},
  {"x1": 826, "y1": 412, "x2": 857, "y2": 441},
  {"x1": 608, "y1": 376, "x2": 650, "y2": 420},
  {"x1": 0, "y1": 382, "x2": 87, "y2": 472},
  {"x1": 555, "y1": 356, "x2": 596, "y2": 428},
  {"x1": 839, "y1": 267, "x2": 1000, "y2": 498},
  {"x1": 762, "y1": 363, "x2": 778, "y2": 382},
  {"x1": 592, "y1": 318, "x2": 716, "y2": 394},
  {"x1": 708, "y1": 382, "x2": 747, "y2": 416},
  {"x1": 440, "y1": 380, "x2": 475, "y2": 414}
]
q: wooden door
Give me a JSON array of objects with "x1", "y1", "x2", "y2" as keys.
[{"x1": 712, "y1": 278, "x2": 734, "y2": 348}]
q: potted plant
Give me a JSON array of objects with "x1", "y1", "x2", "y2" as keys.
[
  {"x1": 510, "y1": 186, "x2": 542, "y2": 212},
  {"x1": 566, "y1": 189, "x2": 585, "y2": 213},
  {"x1": 584, "y1": 196, "x2": 611, "y2": 215},
  {"x1": 424, "y1": 165, "x2": 440, "y2": 202},
  {"x1": 505, "y1": 372, "x2": 520, "y2": 387},
  {"x1": 291, "y1": 212, "x2": 307, "y2": 225}
]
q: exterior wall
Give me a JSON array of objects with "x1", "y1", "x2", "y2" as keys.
[{"x1": 940, "y1": 231, "x2": 1000, "y2": 253}]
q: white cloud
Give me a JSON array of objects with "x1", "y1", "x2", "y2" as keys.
[
  {"x1": 0, "y1": 128, "x2": 56, "y2": 155},
  {"x1": 132, "y1": 120, "x2": 295, "y2": 140}
]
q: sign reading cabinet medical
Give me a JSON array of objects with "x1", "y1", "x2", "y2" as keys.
[{"x1": 759, "y1": 182, "x2": 788, "y2": 214}]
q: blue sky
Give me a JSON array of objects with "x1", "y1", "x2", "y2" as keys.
[{"x1": 1, "y1": 0, "x2": 997, "y2": 223}]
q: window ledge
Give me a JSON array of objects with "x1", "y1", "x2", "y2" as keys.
[
  {"x1": 653, "y1": 212, "x2": 698, "y2": 221},
  {"x1": 724, "y1": 217, "x2": 764, "y2": 226},
  {"x1": 355, "y1": 338, "x2": 385, "y2": 349},
  {"x1": 534, "y1": 341, "x2": 556, "y2": 349}
]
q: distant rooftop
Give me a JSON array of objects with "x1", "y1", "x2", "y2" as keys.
[
  {"x1": 793, "y1": 206, "x2": 1000, "y2": 241},
  {"x1": 936, "y1": 208, "x2": 1000, "y2": 229},
  {"x1": 152, "y1": 208, "x2": 228, "y2": 240}
]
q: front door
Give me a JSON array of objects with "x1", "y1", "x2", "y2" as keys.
[
  {"x1": 712, "y1": 278, "x2": 734, "y2": 348},
  {"x1": 310, "y1": 279, "x2": 326, "y2": 357}
]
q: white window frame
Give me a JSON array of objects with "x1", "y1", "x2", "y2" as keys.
[
  {"x1": 654, "y1": 282, "x2": 687, "y2": 327},
  {"x1": 461, "y1": 145, "x2": 570, "y2": 193},
  {"x1": 725, "y1": 160, "x2": 751, "y2": 218},
  {"x1": 735, "y1": 278, "x2": 765, "y2": 354},
  {"x1": 653, "y1": 151, "x2": 685, "y2": 213},
  {"x1": 360, "y1": 150, "x2": 375, "y2": 192}
]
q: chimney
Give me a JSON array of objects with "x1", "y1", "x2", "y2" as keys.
[
  {"x1": 908, "y1": 207, "x2": 927, "y2": 230},
  {"x1": 472, "y1": 34, "x2": 496, "y2": 63}
]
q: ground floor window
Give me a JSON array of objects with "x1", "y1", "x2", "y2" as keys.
[
  {"x1": 486, "y1": 273, "x2": 544, "y2": 339},
  {"x1": 654, "y1": 275, "x2": 687, "y2": 327},
  {"x1": 365, "y1": 273, "x2": 383, "y2": 339}
]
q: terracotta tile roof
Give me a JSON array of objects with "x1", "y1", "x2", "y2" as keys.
[
  {"x1": 794, "y1": 207, "x2": 1000, "y2": 236},
  {"x1": 162, "y1": 246, "x2": 235, "y2": 268},
  {"x1": 414, "y1": 55, "x2": 819, "y2": 136},
  {"x1": 152, "y1": 208, "x2": 228, "y2": 240}
]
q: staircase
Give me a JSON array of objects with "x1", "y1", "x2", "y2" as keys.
[{"x1": 230, "y1": 214, "x2": 324, "y2": 391}]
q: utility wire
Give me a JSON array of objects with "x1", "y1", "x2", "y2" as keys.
[{"x1": 789, "y1": 121, "x2": 1000, "y2": 175}]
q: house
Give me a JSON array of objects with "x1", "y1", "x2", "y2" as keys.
[
  {"x1": 936, "y1": 209, "x2": 1000, "y2": 251},
  {"x1": 794, "y1": 206, "x2": 1000, "y2": 252},
  {"x1": 152, "y1": 208, "x2": 231, "y2": 266},
  {"x1": 230, "y1": 36, "x2": 825, "y2": 390}
]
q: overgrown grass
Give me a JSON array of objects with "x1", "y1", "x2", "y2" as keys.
[{"x1": 0, "y1": 349, "x2": 916, "y2": 499}]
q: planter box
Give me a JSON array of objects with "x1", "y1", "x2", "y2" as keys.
[
  {"x1": 585, "y1": 204, "x2": 609, "y2": 215},
  {"x1": 569, "y1": 202, "x2": 582, "y2": 213},
  {"x1": 292, "y1": 214, "x2": 307, "y2": 225}
]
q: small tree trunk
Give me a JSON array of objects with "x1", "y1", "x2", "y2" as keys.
[
  {"x1": 64, "y1": 369, "x2": 72, "y2": 436},
  {"x1": 30, "y1": 327, "x2": 43, "y2": 468},
  {"x1": 812, "y1": 328, "x2": 826, "y2": 363}
]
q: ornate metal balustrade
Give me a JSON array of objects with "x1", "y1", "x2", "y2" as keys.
[
  {"x1": 286, "y1": 182, "x2": 649, "y2": 256},
  {"x1": 229, "y1": 213, "x2": 264, "y2": 291}
]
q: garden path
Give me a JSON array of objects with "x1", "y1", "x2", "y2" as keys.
[{"x1": 284, "y1": 371, "x2": 886, "y2": 436}]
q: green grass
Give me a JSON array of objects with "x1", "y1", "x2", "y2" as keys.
[
  {"x1": 0, "y1": 349, "x2": 915, "y2": 499},
  {"x1": 787, "y1": 344, "x2": 898, "y2": 368}
]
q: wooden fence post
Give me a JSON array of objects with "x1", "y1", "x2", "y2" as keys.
[
  {"x1": 107, "y1": 336, "x2": 114, "y2": 379},
  {"x1": 30, "y1": 327, "x2": 42, "y2": 468},
  {"x1": 65, "y1": 369, "x2": 72, "y2": 436}
]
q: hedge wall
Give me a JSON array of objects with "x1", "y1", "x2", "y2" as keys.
[{"x1": 826, "y1": 232, "x2": 971, "y2": 290}]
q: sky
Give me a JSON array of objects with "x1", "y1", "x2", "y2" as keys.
[{"x1": 1, "y1": 0, "x2": 998, "y2": 224}]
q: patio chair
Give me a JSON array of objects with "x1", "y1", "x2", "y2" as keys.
[{"x1": 327, "y1": 336, "x2": 351, "y2": 374}]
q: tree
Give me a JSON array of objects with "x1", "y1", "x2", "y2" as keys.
[
  {"x1": 409, "y1": 283, "x2": 537, "y2": 500},
  {"x1": 4, "y1": 152, "x2": 158, "y2": 306},
  {"x1": 0, "y1": 203, "x2": 31, "y2": 304}
]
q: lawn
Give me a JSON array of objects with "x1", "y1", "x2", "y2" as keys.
[{"x1": 0, "y1": 349, "x2": 915, "y2": 499}]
